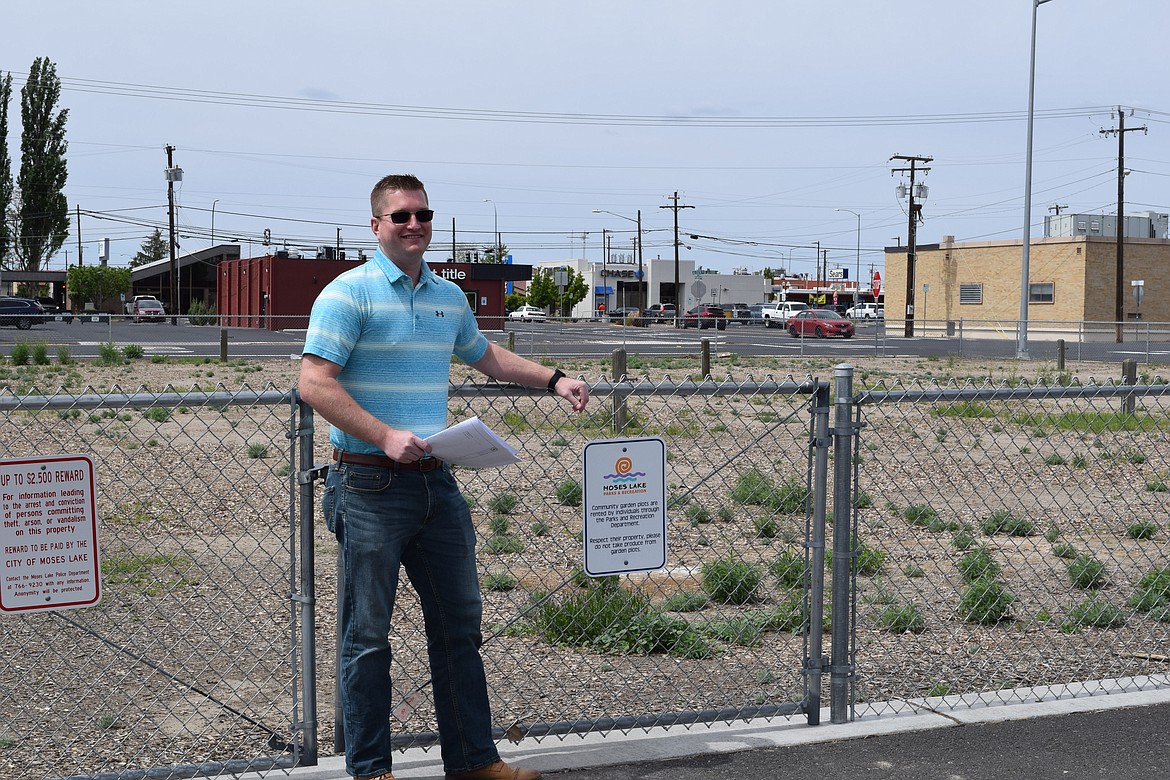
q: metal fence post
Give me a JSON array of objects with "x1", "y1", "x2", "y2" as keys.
[
  {"x1": 803, "y1": 379, "x2": 831, "y2": 726},
  {"x1": 830, "y1": 364, "x2": 856, "y2": 723},
  {"x1": 294, "y1": 398, "x2": 321, "y2": 765},
  {"x1": 612, "y1": 348, "x2": 629, "y2": 434}
]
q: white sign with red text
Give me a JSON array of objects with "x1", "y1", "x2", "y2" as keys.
[{"x1": 1, "y1": 455, "x2": 101, "y2": 614}]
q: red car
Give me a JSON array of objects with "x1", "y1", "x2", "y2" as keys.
[
  {"x1": 681, "y1": 304, "x2": 728, "y2": 330},
  {"x1": 787, "y1": 308, "x2": 855, "y2": 338}
]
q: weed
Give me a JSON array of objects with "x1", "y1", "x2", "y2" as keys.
[
  {"x1": 488, "y1": 516, "x2": 511, "y2": 535},
  {"x1": 97, "y1": 342, "x2": 122, "y2": 366},
  {"x1": 122, "y1": 344, "x2": 145, "y2": 360},
  {"x1": 903, "y1": 563, "x2": 925, "y2": 578},
  {"x1": 685, "y1": 504, "x2": 711, "y2": 525},
  {"x1": 9, "y1": 341, "x2": 30, "y2": 365},
  {"x1": 1044, "y1": 453, "x2": 1067, "y2": 466},
  {"x1": 32, "y1": 342, "x2": 49, "y2": 365},
  {"x1": 879, "y1": 603, "x2": 926, "y2": 633},
  {"x1": 958, "y1": 548, "x2": 1000, "y2": 582},
  {"x1": 1051, "y1": 542, "x2": 1080, "y2": 559},
  {"x1": 1043, "y1": 523, "x2": 1061, "y2": 543},
  {"x1": 717, "y1": 506, "x2": 735, "y2": 523},
  {"x1": 483, "y1": 573, "x2": 517, "y2": 591},
  {"x1": 1060, "y1": 596, "x2": 1126, "y2": 633},
  {"x1": 530, "y1": 521, "x2": 550, "y2": 537},
  {"x1": 246, "y1": 443, "x2": 269, "y2": 459},
  {"x1": 769, "y1": 548, "x2": 807, "y2": 588},
  {"x1": 958, "y1": 578, "x2": 1015, "y2": 625},
  {"x1": 731, "y1": 468, "x2": 809, "y2": 514},
  {"x1": 661, "y1": 592, "x2": 708, "y2": 612},
  {"x1": 1127, "y1": 520, "x2": 1159, "y2": 540},
  {"x1": 904, "y1": 503, "x2": 958, "y2": 533},
  {"x1": 56, "y1": 345, "x2": 72, "y2": 364},
  {"x1": 484, "y1": 535, "x2": 525, "y2": 554},
  {"x1": 143, "y1": 407, "x2": 170, "y2": 423},
  {"x1": 701, "y1": 557, "x2": 763, "y2": 605},
  {"x1": 927, "y1": 681, "x2": 953, "y2": 697},
  {"x1": 951, "y1": 529, "x2": 977, "y2": 551},
  {"x1": 981, "y1": 510, "x2": 1034, "y2": 537},
  {"x1": 488, "y1": 492, "x2": 519, "y2": 514},
  {"x1": 554, "y1": 480, "x2": 582, "y2": 507},
  {"x1": 754, "y1": 515, "x2": 780, "y2": 539},
  {"x1": 1129, "y1": 567, "x2": 1170, "y2": 612},
  {"x1": 1067, "y1": 555, "x2": 1107, "y2": 590}
]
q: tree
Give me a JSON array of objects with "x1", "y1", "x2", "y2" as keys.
[
  {"x1": 527, "y1": 267, "x2": 587, "y2": 316},
  {"x1": 16, "y1": 57, "x2": 69, "y2": 271},
  {"x1": 130, "y1": 229, "x2": 167, "y2": 268},
  {"x1": 0, "y1": 71, "x2": 12, "y2": 266},
  {"x1": 66, "y1": 265, "x2": 130, "y2": 312},
  {"x1": 480, "y1": 242, "x2": 509, "y2": 264}
]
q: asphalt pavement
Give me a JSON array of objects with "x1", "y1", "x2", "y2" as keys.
[{"x1": 227, "y1": 677, "x2": 1170, "y2": 780}]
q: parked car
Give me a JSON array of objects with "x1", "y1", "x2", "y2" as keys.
[
  {"x1": 787, "y1": 308, "x2": 855, "y2": 339},
  {"x1": 681, "y1": 304, "x2": 728, "y2": 330},
  {"x1": 0, "y1": 297, "x2": 48, "y2": 330},
  {"x1": 747, "y1": 303, "x2": 768, "y2": 325},
  {"x1": 644, "y1": 303, "x2": 676, "y2": 323},
  {"x1": 759, "y1": 301, "x2": 809, "y2": 328},
  {"x1": 132, "y1": 296, "x2": 167, "y2": 322},
  {"x1": 36, "y1": 297, "x2": 74, "y2": 323},
  {"x1": 727, "y1": 302, "x2": 753, "y2": 325},
  {"x1": 846, "y1": 302, "x2": 884, "y2": 320},
  {"x1": 508, "y1": 304, "x2": 547, "y2": 322}
]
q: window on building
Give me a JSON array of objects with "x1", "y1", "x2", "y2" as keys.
[
  {"x1": 1029, "y1": 282, "x2": 1055, "y2": 304},
  {"x1": 959, "y1": 283, "x2": 983, "y2": 305}
]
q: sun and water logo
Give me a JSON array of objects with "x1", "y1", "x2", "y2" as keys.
[{"x1": 602, "y1": 455, "x2": 647, "y2": 495}]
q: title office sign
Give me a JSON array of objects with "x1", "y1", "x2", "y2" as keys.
[{"x1": 1, "y1": 455, "x2": 101, "y2": 614}]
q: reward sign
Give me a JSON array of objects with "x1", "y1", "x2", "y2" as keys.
[
  {"x1": 1, "y1": 455, "x2": 101, "y2": 614},
  {"x1": 582, "y1": 438, "x2": 667, "y2": 576}
]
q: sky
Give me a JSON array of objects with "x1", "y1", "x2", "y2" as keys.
[{"x1": 3, "y1": 0, "x2": 1169, "y2": 283}]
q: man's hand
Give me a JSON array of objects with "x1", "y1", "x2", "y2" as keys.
[
  {"x1": 555, "y1": 377, "x2": 590, "y2": 412},
  {"x1": 380, "y1": 429, "x2": 432, "y2": 463}
]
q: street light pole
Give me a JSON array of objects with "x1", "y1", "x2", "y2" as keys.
[
  {"x1": 482, "y1": 199, "x2": 500, "y2": 262},
  {"x1": 1018, "y1": 0, "x2": 1055, "y2": 359},
  {"x1": 837, "y1": 208, "x2": 861, "y2": 304},
  {"x1": 211, "y1": 199, "x2": 220, "y2": 246},
  {"x1": 592, "y1": 208, "x2": 645, "y2": 310}
]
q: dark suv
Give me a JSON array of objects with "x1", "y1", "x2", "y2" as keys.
[
  {"x1": 0, "y1": 297, "x2": 47, "y2": 330},
  {"x1": 728, "y1": 303, "x2": 753, "y2": 325},
  {"x1": 681, "y1": 304, "x2": 728, "y2": 330}
]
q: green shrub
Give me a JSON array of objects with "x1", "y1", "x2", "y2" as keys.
[
  {"x1": 701, "y1": 557, "x2": 763, "y2": 605},
  {"x1": 958, "y1": 578, "x2": 1015, "y2": 624},
  {"x1": 1067, "y1": 555, "x2": 1107, "y2": 590},
  {"x1": 554, "y1": 480, "x2": 582, "y2": 507},
  {"x1": 1051, "y1": 542, "x2": 1080, "y2": 559},
  {"x1": 731, "y1": 468, "x2": 808, "y2": 514},
  {"x1": 142, "y1": 407, "x2": 170, "y2": 423},
  {"x1": 483, "y1": 573, "x2": 517, "y2": 591},
  {"x1": 981, "y1": 509, "x2": 1035, "y2": 537},
  {"x1": 754, "y1": 515, "x2": 780, "y2": 539},
  {"x1": 9, "y1": 341, "x2": 30, "y2": 366},
  {"x1": 661, "y1": 592, "x2": 708, "y2": 612},
  {"x1": 56, "y1": 345, "x2": 72, "y2": 364},
  {"x1": 1060, "y1": 596, "x2": 1126, "y2": 632},
  {"x1": 122, "y1": 344, "x2": 145, "y2": 360},
  {"x1": 957, "y1": 547, "x2": 1000, "y2": 583},
  {"x1": 488, "y1": 516, "x2": 510, "y2": 536},
  {"x1": 1126, "y1": 520, "x2": 1159, "y2": 540},
  {"x1": 488, "y1": 492, "x2": 518, "y2": 515},
  {"x1": 904, "y1": 503, "x2": 958, "y2": 532},
  {"x1": 31, "y1": 342, "x2": 50, "y2": 365},
  {"x1": 769, "y1": 548, "x2": 807, "y2": 588},
  {"x1": 1130, "y1": 567, "x2": 1170, "y2": 612},
  {"x1": 97, "y1": 341, "x2": 122, "y2": 366},
  {"x1": 484, "y1": 535, "x2": 524, "y2": 554},
  {"x1": 879, "y1": 603, "x2": 926, "y2": 633},
  {"x1": 187, "y1": 299, "x2": 218, "y2": 326},
  {"x1": 685, "y1": 504, "x2": 711, "y2": 525},
  {"x1": 246, "y1": 443, "x2": 269, "y2": 459}
]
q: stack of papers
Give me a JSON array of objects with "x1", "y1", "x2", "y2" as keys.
[{"x1": 424, "y1": 416, "x2": 520, "y2": 468}]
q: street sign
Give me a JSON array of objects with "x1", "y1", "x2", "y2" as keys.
[
  {"x1": 582, "y1": 438, "x2": 667, "y2": 576},
  {"x1": 1132, "y1": 279, "x2": 1145, "y2": 309},
  {"x1": 872, "y1": 271, "x2": 883, "y2": 298},
  {"x1": 691, "y1": 281, "x2": 707, "y2": 299}
]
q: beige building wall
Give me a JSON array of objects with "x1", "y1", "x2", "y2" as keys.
[{"x1": 883, "y1": 236, "x2": 1170, "y2": 337}]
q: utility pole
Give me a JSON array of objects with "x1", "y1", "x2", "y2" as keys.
[
  {"x1": 891, "y1": 154, "x2": 932, "y2": 337},
  {"x1": 75, "y1": 205, "x2": 83, "y2": 267},
  {"x1": 636, "y1": 209, "x2": 644, "y2": 311},
  {"x1": 1048, "y1": 203, "x2": 1068, "y2": 216},
  {"x1": 1100, "y1": 108, "x2": 1148, "y2": 342},
  {"x1": 660, "y1": 192, "x2": 693, "y2": 326},
  {"x1": 164, "y1": 145, "x2": 182, "y2": 325}
]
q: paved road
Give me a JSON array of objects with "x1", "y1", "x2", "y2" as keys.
[{"x1": 6, "y1": 318, "x2": 1170, "y2": 365}]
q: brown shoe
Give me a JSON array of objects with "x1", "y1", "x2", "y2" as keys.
[
  {"x1": 446, "y1": 759, "x2": 541, "y2": 780},
  {"x1": 363, "y1": 772, "x2": 395, "y2": 780}
]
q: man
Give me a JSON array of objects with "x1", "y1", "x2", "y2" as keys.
[{"x1": 299, "y1": 174, "x2": 588, "y2": 780}]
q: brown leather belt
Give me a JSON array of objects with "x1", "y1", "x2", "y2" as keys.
[{"x1": 332, "y1": 449, "x2": 444, "y2": 472}]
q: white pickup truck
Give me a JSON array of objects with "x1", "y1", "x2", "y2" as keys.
[
  {"x1": 759, "y1": 301, "x2": 809, "y2": 328},
  {"x1": 846, "y1": 302, "x2": 884, "y2": 320}
]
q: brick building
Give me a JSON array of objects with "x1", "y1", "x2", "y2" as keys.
[{"x1": 883, "y1": 234, "x2": 1170, "y2": 340}]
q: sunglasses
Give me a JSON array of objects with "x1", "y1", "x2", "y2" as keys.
[{"x1": 380, "y1": 209, "x2": 435, "y2": 224}]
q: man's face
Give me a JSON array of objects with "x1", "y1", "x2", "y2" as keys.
[{"x1": 370, "y1": 188, "x2": 432, "y2": 266}]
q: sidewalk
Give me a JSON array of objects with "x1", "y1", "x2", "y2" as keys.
[{"x1": 226, "y1": 676, "x2": 1170, "y2": 780}]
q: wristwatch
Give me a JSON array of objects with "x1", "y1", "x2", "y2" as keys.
[{"x1": 547, "y1": 369, "x2": 566, "y2": 393}]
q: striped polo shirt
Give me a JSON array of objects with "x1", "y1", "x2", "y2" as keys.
[{"x1": 302, "y1": 249, "x2": 489, "y2": 453}]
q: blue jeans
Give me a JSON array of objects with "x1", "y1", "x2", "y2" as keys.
[{"x1": 324, "y1": 462, "x2": 499, "y2": 778}]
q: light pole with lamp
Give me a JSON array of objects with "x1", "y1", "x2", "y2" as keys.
[
  {"x1": 1018, "y1": 0, "x2": 1056, "y2": 359},
  {"x1": 592, "y1": 209, "x2": 644, "y2": 311},
  {"x1": 211, "y1": 199, "x2": 220, "y2": 246},
  {"x1": 836, "y1": 208, "x2": 861, "y2": 305},
  {"x1": 482, "y1": 199, "x2": 500, "y2": 262}
]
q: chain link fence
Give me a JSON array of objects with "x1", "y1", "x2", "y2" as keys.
[
  {"x1": 5, "y1": 361, "x2": 1170, "y2": 779},
  {"x1": 846, "y1": 370, "x2": 1170, "y2": 715}
]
